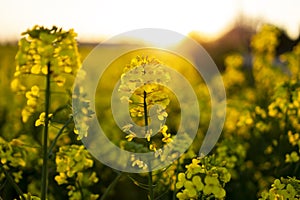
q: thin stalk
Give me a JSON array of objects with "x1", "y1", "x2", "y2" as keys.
[
  {"x1": 76, "y1": 180, "x2": 84, "y2": 199},
  {"x1": 127, "y1": 175, "x2": 150, "y2": 190},
  {"x1": 143, "y1": 90, "x2": 154, "y2": 200},
  {"x1": 148, "y1": 170, "x2": 153, "y2": 200},
  {"x1": 172, "y1": 161, "x2": 180, "y2": 200},
  {"x1": 47, "y1": 116, "x2": 73, "y2": 158},
  {"x1": 41, "y1": 61, "x2": 51, "y2": 200},
  {"x1": 0, "y1": 163, "x2": 25, "y2": 200},
  {"x1": 100, "y1": 172, "x2": 122, "y2": 200}
]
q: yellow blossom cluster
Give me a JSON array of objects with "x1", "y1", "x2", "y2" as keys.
[{"x1": 11, "y1": 25, "x2": 81, "y2": 123}]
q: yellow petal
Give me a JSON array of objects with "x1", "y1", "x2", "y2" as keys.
[
  {"x1": 35, "y1": 119, "x2": 43, "y2": 127},
  {"x1": 27, "y1": 99, "x2": 37, "y2": 107},
  {"x1": 64, "y1": 66, "x2": 72, "y2": 73},
  {"x1": 41, "y1": 66, "x2": 48, "y2": 74},
  {"x1": 54, "y1": 75, "x2": 66, "y2": 87},
  {"x1": 31, "y1": 65, "x2": 41, "y2": 74},
  {"x1": 31, "y1": 85, "x2": 39, "y2": 96},
  {"x1": 11, "y1": 79, "x2": 20, "y2": 92}
]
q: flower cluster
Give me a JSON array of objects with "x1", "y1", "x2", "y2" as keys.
[
  {"x1": 130, "y1": 154, "x2": 148, "y2": 170},
  {"x1": 176, "y1": 156, "x2": 231, "y2": 199},
  {"x1": 23, "y1": 85, "x2": 40, "y2": 123},
  {"x1": 0, "y1": 137, "x2": 26, "y2": 183},
  {"x1": 280, "y1": 43, "x2": 300, "y2": 80},
  {"x1": 222, "y1": 53, "x2": 246, "y2": 90},
  {"x1": 118, "y1": 56, "x2": 171, "y2": 145},
  {"x1": 119, "y1": 56, "x2": 170, "y2": 122},
  {"x1": 259, "y1": 177, "x2": 300, "y2": 200},
  {"x1": 72, "y1": 80, "x2": 95, "y2": 140},
  {"x1": 35, "y1": 112, "x2": 53, "y2": 127},
  {"x1": 55, "y1": 145, "x2": 99, "y2": 199},
  {"x1": 12, "y1": 25, "x2": 81, "y2": 123},
  {"x1": 251, "y1": 24, "x2": 288, "y2": 97},
  {"x1": 214, "y1": 138, "x2": 247, "y2": 178}
]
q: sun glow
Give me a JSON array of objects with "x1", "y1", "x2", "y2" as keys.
[
  {"x1": 0, "y1": 0, "x2": 299, "y2": 42},
  {"x1": 113, "y1": 29, "x2": 187, "y2": 48}
]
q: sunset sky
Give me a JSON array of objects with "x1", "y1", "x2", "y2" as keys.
[{"x1": 0, "y1": 0, "x2": 299, "y2": 42}]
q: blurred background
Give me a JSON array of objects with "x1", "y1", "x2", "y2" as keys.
[
  {"x1": 0, "y1": 0, "x2": 299, "y2": 68},
  {"x1": 0, "y1": 0, "x2": 299, "y2": 43}
]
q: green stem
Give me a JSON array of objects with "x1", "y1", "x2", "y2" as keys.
[
  {"x1": 41, "y1": 61, "x2": 51, "y2": 200},
  {"x1": 0, "y1": 163, "x2": 25, "y2": 200},
  {"x1": 148, "y1": 170, "x2": 154, "y2": 200},
  {"x1": 100, "y1": 172, "x2": 122, "y2": 200},
  {"x1": 172, "y1": 161, "x2": 180, "y2": 200},
  {"x1": 293, "y1": 161, "x2": 300, "y2": 175},
  {"x1": 143, "y1": 90, "x2": 149, "y2": 131},
  {"x1": 143, "y1": 90, "x2": 154, "y2": 200},
  {"x1": 76, "y1": 180, "x2": 84, "y2": 199},
  {"x1": 47, "y1": 116, "x2": 73, "y2": 158}
]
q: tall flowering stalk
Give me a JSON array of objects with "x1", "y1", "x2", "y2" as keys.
[
  {"x1": 118, "y1": 56, "x2": 173, "y2": 199},
  {"x1": 13, "y1": 26, "x2": 81, "y2": 199}
]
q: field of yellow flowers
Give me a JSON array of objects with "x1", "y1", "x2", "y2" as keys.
[{"x1": 0, "y1": 24, "x2": 299, "y2": 200}]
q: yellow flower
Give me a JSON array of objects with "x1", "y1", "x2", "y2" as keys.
[
  {"x1": 161, "y1": 125, "x2": 168, "y2": 134},
  {"x1": 11, "y1": 79, "x2": 26, "y2": 92},
  {"x1": 54, "y1": 75, "x2": 66, "y2": 87},
  {"x1": 157, "y1": 109, "x2": 168, "y2": 121},
  {"x1": 268, "y1": 103, "x2": 278, "y2": 117},
  {"x1": 288, "y1": 131, "x2": 299, "y2": 146},
  {"x1": 131, "y1": 158, "x2": 148, "y2": 170},
  {"x1": 73, "y1": 128, "x2": 79, "y2": 135},
  {"x1": 122, "y1": 124, "x2": 133, "y2": 132},
  {"x1": 176, "y1": 173, "x2": 186, "y2": 189},
  {"x1": 224, "y1": 54, "x2": 243, "y2": 69},
  {"x1": 125, "y1": 133, "x2": 136, "y2": 142},
  {"x1": 154, "y1": 149, "x2": 163, "y2": 158},
  {"x1": 10, "y1": 79, "x2": 19, "y2": 92},
  {"x1": 88, "y1": 172, "x2": 99, "y2": 183},
  {"x1": 149, "y1": 143, "x2": 157, "y2": 151},
  {"x1": 31, "y1": 85, "x2": 39, "y2": 96},
  {"x1": 41, "y1": 65, "x2": 48, "y2": 74},
  {"x1": 12, "y1": 171, "x2": 23, "y2": 183},
  {"x1": 185, "y1": 159, "x2": 202, "y2": 179},
  {"x1": 35, "y1": 112, "x2": 53, "y2": 126},
  {"x1": 64, "y1": 66, "x2": 72, "y2": 73},
  {"x1": 31, "y1": 65, "x2": 41, "y2": 74},
  {"x1": 145, "y1": 129, "x2": 152, "y2": 141},
  {"x1": 55, "y1": 173, "x2": 68, "y2": 185},
  {"x1": 21, "y1": 107, "x2": 34, "y2": 123},
  {"x1": 27, "y1": 98, "x2": 37, "y2": 107},
  {"x1": 160, "y1": 125, "x2": 172, "y2": 143},
  {"x1": 25, "y1": 86, "x2": 40, "y2": 107},
  {"x1": 162, "y1": 132, "x2": 173, "y2": 143},
  {"x1": 74, "y1": 122, "x2": 89, "y2": 140}
]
